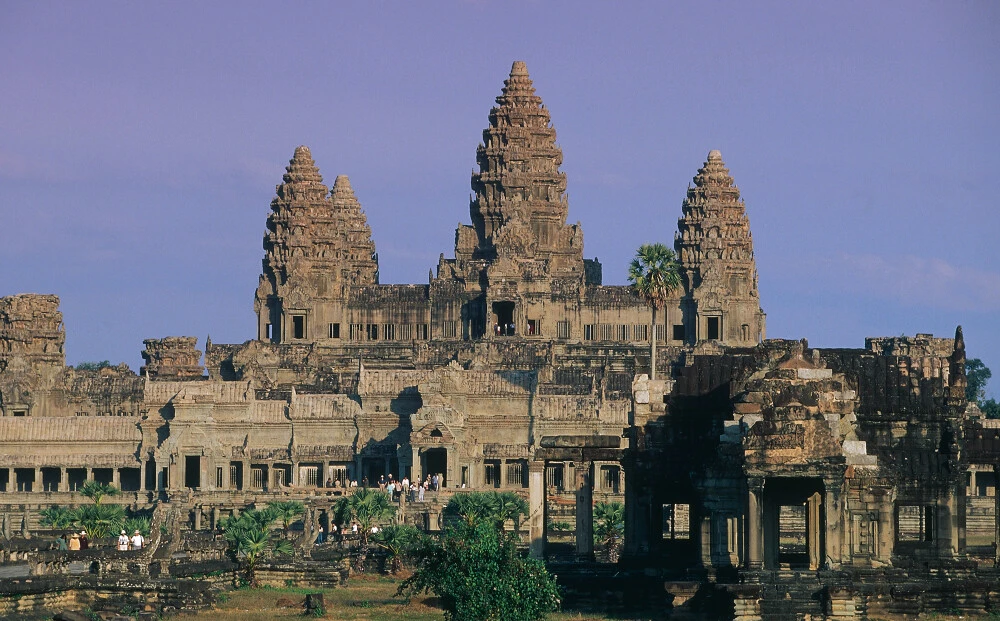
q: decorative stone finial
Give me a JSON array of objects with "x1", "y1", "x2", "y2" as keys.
[
  {"x1": 333, "y1": 175, "x2": 352, "y2": 191},
  {"x1": 708, "y1": 149, "x2": 723, "y2": 161},
  {"x1": 511, "y1": 60, "x2": 528, "y2": 76}
]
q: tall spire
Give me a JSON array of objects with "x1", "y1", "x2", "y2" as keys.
[
  {"x1": 675, "y1": 151, "x2": 765, "y2": 345},
  {"x1": 329, "y1": 175, "x2": 378, "y2": 285},
  {"x1": 469, "y1": 61, "x2": 571, "y2": 261}
]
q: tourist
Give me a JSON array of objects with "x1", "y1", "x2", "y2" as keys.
[
  {"x1": 351, "y1": 522, "x2": 359, "y2": 537},
  {"x1": 315, "y1": 526, "x2": 325, "y2": 545},
  {"x1": 378, "y1": 474, "x2": 386, "y2": 491},
  {"x1": 130, "y1": 530, "x2": 144, "y2": 550},
  {"x1": 117, "y1": 530, "x2": 130, "y2": 551},
  {"x1": 79, "y1": 530, "x2": 89, "y2": 550},
  {"x1": 386, "y1": 479, "x2": 395, "y2": 498},
  {"x1": 350, "y1": 479, "x2": 358, "y2": 488},
  {"x1": 325, "y1": 477, "x2": 333, "y2": 488},
  {"x1": 418, "y1": 482, "x2": 425, "y2": 502},
  {"x1": 432, "y1": 473, "x2": 439, "y2": 491},
  {"x1": 54, "y1": 533, "x2": 68, "y2": 551},
  {"x1": 361, "y1": 476, "x2": 368, "y2": 488},
  {"x1": 68, "y1": 533, "x2": 80, "y2": 551}
]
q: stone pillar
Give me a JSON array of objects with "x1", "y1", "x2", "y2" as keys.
[
  {"x1": 575, "y1": 461, "x2": 594, "y2": 559},
  {"x1": 33, "y1": 468, "x2": 40, "y2": 492},
  {"x1": 411, "y1": 448, "x2": 420, "y2": 483},
  {"x1": 7, "y1": 469, "x2": 14, "y2": 493},
  {"x1": 139, "y1": 461, "x2": 146, "y2": 491},
  {"x1": 528, "y1": 460, "x2": 545, "y2": 559},
  {"x1": 824, "y1": 482, "x2": 842, "y2": 568},
  {"x1": 86, "y1": 467, "x2": 93, "y2": 483},
  {"x1": 808, "y1": 492, "x2": 822, "y2": 571},
  {"x1": 194, "y1": 506, "x2": 202, "y2": 530},
  {"x1": 112, "y1": 468, "x2": 120, "y2": 488},
  {"x1": 747, "y1": 485, "x2": 763, "y2": 570},
  {"x1": 499, "y1": 460, "x2": 507, "y2": 489},
  {"x1": 242, "y1": 460, "x2": 250, "y2": 491},
  {"x1": 700, "y1": 515, "x2": 712, "y2": 568},
  {"x1": 291, "y1": 461, "x2": 299, "y2": 487},
  {"x1": 211, "y1": 507, "x2": 220, "y2": 531}
]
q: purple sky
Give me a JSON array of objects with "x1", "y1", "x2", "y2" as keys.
[{"x1": 2, "y1": 2, "x2": 998, "y2": 397}]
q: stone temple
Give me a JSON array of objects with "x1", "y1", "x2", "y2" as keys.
[{"x1": 1, "y1": 61, "x2": 997, "y2": 618}]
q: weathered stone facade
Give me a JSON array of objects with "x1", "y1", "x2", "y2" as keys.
[{"x1": 0, "y1": 61, "x2": 996, "y2": 618}]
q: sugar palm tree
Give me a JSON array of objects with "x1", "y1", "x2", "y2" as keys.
[
  {"x1": 80, "y1": 481, "x2": 120, "y2": 506},
  {"x1": 593, "y1": 501, "x2": 625, "y2": 563},
  {"x1": 221, "y1": 508, "x2": 293, "y2": 587},
  {"x1": 333, "y1": 488, "x2": 396, "y2": 571},
  {"x1": 266, "y1": 500, "x2": 305, "y2": 537},
  {"x1": 628, "y1": 243, "x2": 681, "y2": 380},
  {"x1": 372, "y1": 524, "x2": 421, "y2": 573}
]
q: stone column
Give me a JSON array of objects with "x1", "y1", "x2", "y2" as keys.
[
  {"x1": 193, "y1": 506, "x2": 202, "y2": 530},
  {"x1": 528, "y1": 460, "x2": 545, "y2": 559},
  {"x1": 242, "y1": 460, "x2": 250, "y2": 491},
  {"x1": 291, "y1": 461, "x2": 299, "y2": 487},
  {"x1": 7, "y1": 469, "x2": 14, "y2": 493},
  {"x1": 86, "y1": 467, "x2": 93, "y2": 483},
  {"x1": 499, "y1": 460, "x2": 507, "y2": 489},
  {"x1": 59, "y1": 468, "x2": 68, "y2": 493},
  {"x1": 112, "y1": 468, "x2": 120, "y2": 488},
  {"x1": 211, "y1": 507, "x2": 220, "y2": 531},
  {"x1": 575, "y1": 461, "x2": 594, "y2": 559},
  {"x1": 34, "y1": 468, "x2": 40, "y2": 493},
  {"x1": 808, "y1": 492, "x2": 822, "y2": 571},
  {"x1": 824, "y1": 481, "x2": 842, "y2": 568},
  {"x1": 700, "y1": 515, "x2": 712, "y2": 568},
  {"x1": 747, "y1": 485, "x2": 763, "y2": 570},
  {"x1": 139, "y1": 461, "x2": 146, "y2": 491},
  {"x1": 411, "y1": 448, "x2": 420, "y2": 483}
]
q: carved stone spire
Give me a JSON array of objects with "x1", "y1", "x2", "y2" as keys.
[
  {"x1": 255, "y1": 148, "x2": 378, "y2": 341},
  {"x1": 469, "y1": 61, "x2": 576, "y2": 265},
  {"x1": 329, "y1": 175, "x2": 378, "y2": 286},
  {"x1": 675, "y1": 151, "x2": 765, "y2": 345}
]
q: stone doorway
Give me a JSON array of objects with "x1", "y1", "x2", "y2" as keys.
[
  {"x1": 492, "y1": 301, "x2": 515, "y2": 336},
  {"x1": 423, "y1": 448, "x2": 447, "y2": 488},
  {"x1": 763, "y1": 477, "x2": 825, "y2": 570}
]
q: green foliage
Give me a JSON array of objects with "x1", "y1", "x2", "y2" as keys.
[
  {"x1": 221, "y1": 507, "x2": 292, "y2": 587},
  {"x1": 443, "y1": 491, "x2": 528, "y2": 532},
  {"x1": 981, "y1": 398, "x2": 1000, "y2": 419},
  {"x1": 125, "y1": 516, "x2": 151, "y2": 538},
  {"x1": 75, "y1": 360, "x2": 112, "y2": 371},
  {"x1": 400, "y1": 519, "x2": 560, "y2": 621},
  {"x1": 333, "y1": 488, "x2": 397, "y2": 572},
  {"x1": 628, "y1": 243, "x2": 681, "y2": 379},
  {"x1": 965, "y1": 359, "x2": 999, "y2": 418},
  {"x1": 627, "y1": 243, "x2": 682, "y2": 311},
  {"x1": 966, "y1": 358, "x2": 992, "y2": 403},
  {"x1": 75, "y1": 503, "x2": 126, "y2": 539},
  {"x1": 266, "y1": 500, "x2": 305, "y2": 534},
  {"x1": 80, "y1": 480, "x2": 120, "y2": 505},
  {"x1": 39, "y1": 505, "x2": 76, "y2": 529},
  {"x1": 593, "y1": 502, "x2": 624, "y2": 563},
  {"x1": 372, "y1": 524, "x2": 421, "y2": 573}
]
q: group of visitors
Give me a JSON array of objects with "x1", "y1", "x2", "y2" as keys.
[
  {"x1": 494, "y1": 323, "x2": 516, "y2": 336},
  {"x1": 322, "y1": 477, "x2": 359, "y2": 488},
  {"x1": 376, "y1": 472, "x2": 441, "y2": 502},
  {"x1": 52, "y1": 528, "x2": 144, "y2": 551}
]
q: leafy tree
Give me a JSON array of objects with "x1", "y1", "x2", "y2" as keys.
[
  {"x1": 333, "y1": 488, "x2": 396, "y2": 571},
  {"x1": 443, "y1": 491, "x2": 528, "y2": 533},
  {"x1": 628, "y1": 243, "x2": 682, "y2": 380},
  {"x1": 221, "y1": 508, "x2": 293, "y2": 587},
  {"x1": 39, "y1": 505, "x2": 76, "y2": 529},
  {"x1": 80, "y1": 481, "x2": 120, "y2": 505},
  {"x1": 372, "y1": 523, "x2": 421, "y2": 573},
  {"x1": 124, "y1": 516, "x2": 151, "y2": 538},
  {"x1": 400, "y1": 519, "x2": 559, "y2": 621},
  {"x1": 593, "y1": 501, "x2": 624, "y2": 563},
  {"x1": 966, "y1": 358, "x2": 992, "y2": 403},
  {"x1": 75, "y1": 360, "x2": 113, "y2": 371},
  {"x1": 266, "y1": 500, "x2": 305, "y2": 536},
  {"x1": 981, "y1": 398, "x2": 1000, "y2": 420},
  {"x1": 74, "y1": 503, "x2": 126, "y2": 539}
]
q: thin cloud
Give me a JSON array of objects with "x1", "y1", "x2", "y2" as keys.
[{"x1": 840, "y1": 253, "x2": 1000, "y2": 312}]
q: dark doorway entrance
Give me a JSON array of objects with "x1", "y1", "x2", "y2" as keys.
[
  {"x1": 424, "y1": 448, "x2": 447, "y2": 488},
  {"x1": 363, "y1": 458, "x2": 386, "y2": 485},
  {"x1": 492, "y1": 301, "x2": 515, "y2": 336},
  {"x1": 763, "y1": 477, "x2": 825, "y2": 570},
  {"x1": 185, "y1": 455, "x2": 201, "y2": 489}
]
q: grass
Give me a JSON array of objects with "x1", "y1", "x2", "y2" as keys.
[{"x1": 199, "y1": 574, "x2": 615, "y2": 621}]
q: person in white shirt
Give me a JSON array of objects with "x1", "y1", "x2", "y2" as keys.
[
  {"x1": 117, "y1": 530, "x2": 129, "y2": 551},
  {"x1": 130, "y1": 530, "x2": 144, "y2": 550}
]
